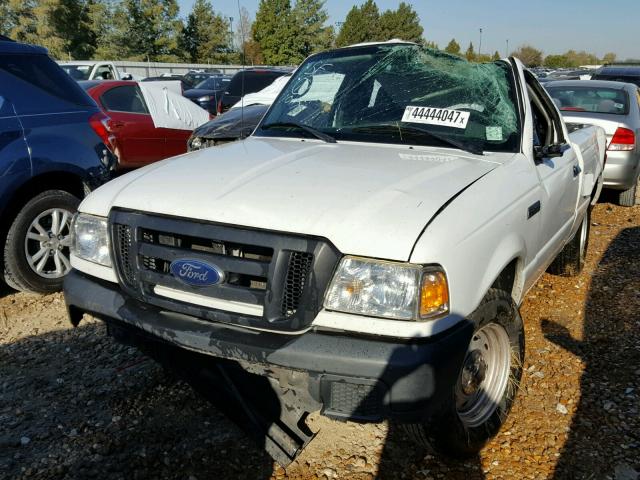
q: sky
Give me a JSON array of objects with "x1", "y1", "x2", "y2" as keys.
[{"x1": 177, "y1": 0, "x2": 637, "y2": 59}]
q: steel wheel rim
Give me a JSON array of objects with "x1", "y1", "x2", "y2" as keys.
[
  {"x1": 24, "y1": 208, "x2": 73, "y2": 279},
  {"x1": 579, "y1": 214, "x2": 588, "y2": 259},
  {"x1": 456, "y1": 323, "x2": 511, "y2": 428}
]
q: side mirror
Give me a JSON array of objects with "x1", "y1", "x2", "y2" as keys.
[
  {"x1": 121, "y1": 73, "x2": 133, "y2": 81},
  {"x1": 534, "y1": 142, "x2": 570, "y2": 161}
]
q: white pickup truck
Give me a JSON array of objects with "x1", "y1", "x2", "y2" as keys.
[
  {"x1": 58, "y1": 61, "x2": 133, "y2": 81},
  {"x1": 64, "y1": 42, "x2": 605, "y2": 464}
]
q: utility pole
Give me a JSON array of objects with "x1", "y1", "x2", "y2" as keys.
[
  {"x1": 506, "y1": 39, "x2": 509, "y2": 57},
  {"x1": 479, "y1": 28, "x2": 483, "y2": 57},
  {"x1": 229, "y1": 17, "x2": 234, "y2": 51}
]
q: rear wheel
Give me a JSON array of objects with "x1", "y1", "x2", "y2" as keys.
[
  {"x1": 547, "y1": 208, "x2": 590, "y2": 277},
  {"x1": 618, "y1": 178, "x2": 638, "y2": 207},
  {"x1": 405, "y1": 289, "x2": 525, "y2": 457},
  {"x1": 4, "y1": 190, "x2": 79, "y2": 294}
]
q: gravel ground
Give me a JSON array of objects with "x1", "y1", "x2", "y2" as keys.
[{"x1": 1, "y1": 200, "x2": 638, "y2": 480}]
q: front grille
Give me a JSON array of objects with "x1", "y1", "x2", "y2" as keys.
[
  {"x1": 109, "y1": 210, "x2": 340, "y2": 333},
  {"x1": 114, "y1": 224, "x2": 136, "y2": 287},
  {"x1": 327, "y1": 381, "x2": 385, "y2": 420},
  {"x1": 282, "y1": 252, "x2": 313, "y2": 318}
]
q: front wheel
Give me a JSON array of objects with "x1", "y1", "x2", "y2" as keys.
[
  {"x1": 3, "y1": 190, "x2": 79, "y2": 294},
  {"x1": 405, "y1": 289, "x2": 524, "y2": 457}
]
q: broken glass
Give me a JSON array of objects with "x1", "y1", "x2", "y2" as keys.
[{"x1": 258, "y1": 43, "x2": 521, "y2": 153}]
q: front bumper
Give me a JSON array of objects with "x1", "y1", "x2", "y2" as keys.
[{"x1": 64, "y1": 270, "x2": 473, "y2": 423}]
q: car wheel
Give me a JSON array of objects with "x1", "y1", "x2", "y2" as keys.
[
  {"x1": 404, "y1": 288, "x2": 524, "y2": 457},
  {"x1": 4, "y1": 190, "x2": 79, "y2": 294},
  {"x1": 618, "y1": 178, "x2": 638, "y2": 207},
  {"x1": 547, "y1": 208, "x2": 590, "y2": 277}
]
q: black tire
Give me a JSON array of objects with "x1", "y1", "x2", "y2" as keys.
[
  {"x1": 4, "y1": 190, "x2": 80, "y2": 294},
  {"x1": 405, "y1": 288, "x2": 525, "y2": 457},
  {"x1": 618, "y1": 179, "x2": 638, "y2": 207},
  {"x1": 547, "y1": 208, "x2": 590, "y2": 277}
]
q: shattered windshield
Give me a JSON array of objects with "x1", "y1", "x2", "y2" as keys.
[{"x1": 257, "y1": 43, "x2": 521, "y2": 153}]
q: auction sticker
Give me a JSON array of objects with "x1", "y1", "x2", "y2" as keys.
[{"x1": 402, "y1": 106, "x2": 470, "y2": 129}]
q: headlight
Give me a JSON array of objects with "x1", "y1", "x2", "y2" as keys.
[
  {"x1": 71, "y1": 214, "x2": 111, "y2": 267},
  {"x1": 323, "y1": 256, "x2": 449, "y2": 321},
  {"x1": 189, "y1": 136, "x2": 203, "y2": 150},
  {"x1": 197, "y1": 95, "x2": 213, "y2": 102}
]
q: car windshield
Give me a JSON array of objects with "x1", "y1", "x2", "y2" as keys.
[
  {"x1": 257, "y1": 44, "x2": 521, "y2": 152},
  {"x1": 61, "y1": 64, "x2": 92, "y2": 81},
  {"x1": 195, "y1": 77, "x2": 229, "y2": 90},
  {"x1": 546, "y1": 86, "x2": 629, "y2": 115}
]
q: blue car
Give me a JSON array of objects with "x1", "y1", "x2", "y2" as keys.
[{"x1": 0, "y1": 37, "x2": 114, "y2": 293}]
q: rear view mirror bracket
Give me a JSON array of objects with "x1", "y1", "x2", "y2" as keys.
[{"x1": 534, "y1": 142, "x2": 570, "y2": 161}]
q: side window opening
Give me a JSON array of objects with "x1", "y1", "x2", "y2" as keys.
[
  {"x1": 527, "y1": 86, "x2": 552, "y2": 147},
  {"x1": 100, "y1": 85, "x2": 148, "y2": 114},
  {"x1": 524, "y1": 71, "x2": 565, "y2": 149}
]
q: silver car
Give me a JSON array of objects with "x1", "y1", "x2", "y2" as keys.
[{"x1": 546, "y1": 80, "x2": 640, "y2": 206}]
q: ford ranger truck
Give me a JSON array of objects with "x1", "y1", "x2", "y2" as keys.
[{"x1": 64, "y1": 42, "x2": 605, "y2": 465}]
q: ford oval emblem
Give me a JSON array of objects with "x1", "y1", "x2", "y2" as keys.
[{"x1": 169, "y1": 259, "x2": 224, "y2": 287}]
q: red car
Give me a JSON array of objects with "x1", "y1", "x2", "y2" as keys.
[{"x1": 80, "y1": 80, "x2": 191, "y2": 169}]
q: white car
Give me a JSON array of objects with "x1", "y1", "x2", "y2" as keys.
[{"x1": 64, "y1": 42, "x2": 605, "y2": 465}]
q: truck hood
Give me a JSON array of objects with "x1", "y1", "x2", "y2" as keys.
[{"x1": 81, "y1": 137, "x2": 504, "y2": 261}]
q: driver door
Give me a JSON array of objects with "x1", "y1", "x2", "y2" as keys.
[{"x1": 526, "y1": 74, "x2": 580, "y2": 259}]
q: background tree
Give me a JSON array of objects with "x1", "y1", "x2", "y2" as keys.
[
  {"x1": 601, "y1": 52, "x2": 617, "y2": 65},
  {"x1": 0, "y1": 0, "x2": 12, "y2": 35},
  {"x1": 444, "y1": 38, "x2": 460, "y2": 55},
  {"x1": 180, "y1": 0, "x2": 229, "y2": 63},
  {"x1": 544, "y1": 54, "x2": 568, "y2": 68},
  {"x1": 235, "y1": 5, "x2": 252, "y2": 53},
  {"x1": 32, "y1": 0, "x2": 68, "y2": 58},
  {"x1": 378, "y1": 2, "x2": 422, "y2": 43},
  {"x1": 235, "y1": 6, "x2": 263, "y2": 64},
  {"x1": 335, "y1": 0, "x2": 379, "y2": 47},
  {"x1": 291, "y1": 0, "x2": 333, "y2": 61},
  {"x1": 511, "y1": 44, "x2": 543, "y2": 66},
  {"x1": 7, "y1": 0, "x2": 38, "y2": 45},
  {"x1": 91, "y1": 0, "x2": 120, "y2": 59},
  {"x1": 465, "y1": 42, "x2": 475, "y2": 61},
  {"x1": 492, "y1": 50, "x2": 501, "y2": 61},
  {"x1": 252, "y1": 0, "x2": 297, "y2": 65},
  {"x1": 107, "y1": 0, "x2": 183, "y2": 62}
]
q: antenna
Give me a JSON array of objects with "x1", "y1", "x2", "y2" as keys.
[{"x1": 237, "y1": 0, "x2": 246, "y2": 136}]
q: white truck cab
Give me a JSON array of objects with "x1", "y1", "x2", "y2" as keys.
[
  {"x1": 58, "y1": 61, "x2": 132, "y2": 81},
  {"x1": 64, "y1": 42, "x2": 605, "y2": 465}
]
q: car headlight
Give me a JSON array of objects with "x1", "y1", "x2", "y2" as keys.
[
  {"x1": 323, "y1": 256, "x2": 449, "y2": 321},
  {"x1": 189, "y1": 136, "x2": 203, "y2": 150},
  {"x1": 197, "y1": 95, "x2": 213, "y2": 102},
  {"x1": 71, "y1": 213, "x2": 111, "y2": 267}
]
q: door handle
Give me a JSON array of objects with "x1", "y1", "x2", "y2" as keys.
[
  {"x1": 573, "y1": 164, "x2": 581, "y2": 177},
  {"x1": 110, "y1": 120, "x2": 125, "y2": 129}
]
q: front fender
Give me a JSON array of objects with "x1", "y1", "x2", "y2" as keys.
[{"x1": 409, "y1": 153, "x2": 539, "y2": 319}]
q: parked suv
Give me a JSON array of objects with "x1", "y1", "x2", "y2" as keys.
[
  {"x1": 217, "y1": 68, "x2": 292, "y2": 114},
  {"x1": 0, "y1": 38, "x2": 114, "y2": 293},
  {"x1": 592, "y1": 65, "x2": 640, "y2": 87}
]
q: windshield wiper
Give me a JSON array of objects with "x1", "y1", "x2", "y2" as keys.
[
  {"x1": 261, "y1": 121, "x2": 337, "y2": 143},
  {"x1": 348, "y1": 123, "x2": 483, "y2": 155}
]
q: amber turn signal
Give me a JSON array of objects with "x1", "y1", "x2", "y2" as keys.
[{"x1": 419, "y1": 270, "x2": 449, "y2": 318}]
